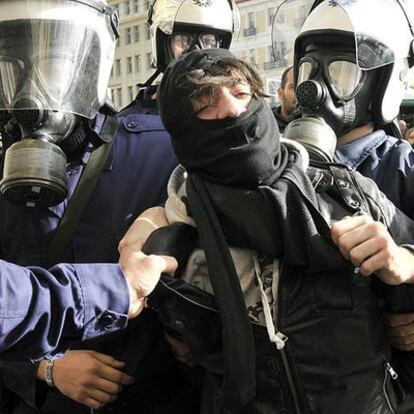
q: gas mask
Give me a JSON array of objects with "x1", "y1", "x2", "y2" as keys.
[
  {"x1": 148, "y1": 0, "x2": 240, "y2": 72},
  {"x1": 273, "y1": 0, "x2": 414, "y2": 158},
  {"x1": 295, "y1": 47, "x2": 376, "y2": 138},
  {"x1": 166, "y1": 24, "x2": 229, "y2": 63},
  {"x1": 0, "y1": 0, "x2": 118, "y2": 208}
]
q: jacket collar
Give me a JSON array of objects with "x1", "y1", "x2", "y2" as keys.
[{"x1": 334, "y1": 129, "x2": 388, "y2": 170}]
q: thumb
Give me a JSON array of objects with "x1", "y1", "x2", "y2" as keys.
[{"x1": 153, "y1": 254, "x2": 178, "y2": 276}]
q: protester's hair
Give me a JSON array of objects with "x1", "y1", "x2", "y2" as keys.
[
  {"x1": 280, "y1": 65, "x2": 293, "y2": 89},
  {"x1": 176, "y1": 57, "x2": 267, "y2": 113}
]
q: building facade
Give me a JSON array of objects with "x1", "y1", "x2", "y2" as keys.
[
  {"x1": 108, "y1": 0, "x2": 155, "y2": 109},
  {"x1": 108, "y1": 0, "x2": 311, "y2": 109}
]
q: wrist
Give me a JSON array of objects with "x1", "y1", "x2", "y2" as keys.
[
  {"x1": 399, "y1": 247, "x2": 414, "y2": 284},
  {"x1": 36, "y1": 360, "x2": 47, "y2": 381},
  {"x1": 127, "y1": 291, "x2": 147, "y2": 319}
]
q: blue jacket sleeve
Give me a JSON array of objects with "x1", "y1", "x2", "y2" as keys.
[{"x1": 0, "y1": 261, "x2": 129, "y2": 360}]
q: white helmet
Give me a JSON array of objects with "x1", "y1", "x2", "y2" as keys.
[
  {"x1": 295, "y1": 0, "x2": 414, "y2": 125},
  {"x1": 148, "y1": 0, "x2": 240, "y2": 71}
]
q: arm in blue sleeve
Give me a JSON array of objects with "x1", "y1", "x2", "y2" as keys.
[{"x1": 0, "y1": 261, "x2": 129, "y2": 360}]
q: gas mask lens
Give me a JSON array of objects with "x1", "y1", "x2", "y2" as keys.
[
  {"x1": 297, "y1": 59, "x2": 315, "y2": 86},
  {"x1": 35, "y1": 53, "x2": 76, "y2": 103},
  {"x1": 327, "y1": 60, "x2": 362, "y2": 99},
  {"x1": 297, "y1": 57, "x2": 363, "y2": 100},
  {"x1": 0, "y1": 58, "x2": 23, "y2": 106},
  {"x1": 170, "y1": 32, "x2": 222, "y2": 57}
]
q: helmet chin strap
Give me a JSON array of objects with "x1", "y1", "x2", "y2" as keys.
[{"x1": 137, "y1": 67, "x2": 162, "y2": 88}]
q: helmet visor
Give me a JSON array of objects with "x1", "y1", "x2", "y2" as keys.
[
  {"x1": 151, "y1": 0, "x2": 240, "y2": 39},
  {"x1": 271, "y1": 0, "x2": 314, "y2": 67},
  {"x1": 330, "y1": 0, "x2": 414, "y2": 70},
  {"x1": 0, "y1": 0, "x2": 116, "y2": 118}
]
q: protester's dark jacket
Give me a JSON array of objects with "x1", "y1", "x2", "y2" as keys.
[
  {"x1": 148, "y1": 158, "x2": 414, "y2": 414},
  {"x1": 150, "y1": 48, "x2": 414, "y2": 414},
  {"x1": 0, "y1": 112, "x2": 199, "y2": 414}
]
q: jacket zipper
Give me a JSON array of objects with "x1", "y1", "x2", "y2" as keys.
[
  {"x1": 277, "y1": 262, "x2": 303, "y2": 414},
  {"x1": 383, "y1": 362, "x2": 397, "y2": 414}
]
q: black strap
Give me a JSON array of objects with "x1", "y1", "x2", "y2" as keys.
[{"x1": 46, "y1": 116, "x2": 119, "y2": 267}]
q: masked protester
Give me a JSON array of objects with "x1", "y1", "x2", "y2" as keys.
[
  {"x1": 119, "y1": 48, "x2": 414, "y2": 414},
  {"x1": 0, "y1": 1, "x2": 195, "y2": 413},
  {"x1": 120, "y1": 0, "x2": 240, "y2": 116}
]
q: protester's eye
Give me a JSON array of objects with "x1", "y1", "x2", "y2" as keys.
[{"x1": 231, "y1": 83, "x2": 252, "y2": 99}]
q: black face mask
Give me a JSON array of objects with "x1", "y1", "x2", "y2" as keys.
[
  {"x1": 295, "y1": 48, "x2": 376, "y2": 137},
  {"x1": 158, "y1": 48, "x2": 287, "y2": 187},
  {"x1": 172, "y1": 97, "x2": 287, "y2": 187}
]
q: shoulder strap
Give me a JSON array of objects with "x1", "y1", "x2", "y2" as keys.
[{"x1": 46, "y1": 116, "x2": 119, "y2": 267}]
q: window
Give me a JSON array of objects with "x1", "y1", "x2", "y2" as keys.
[
  {"x1": 249, "y1": 49, "x2": 256, "y2": 65},
  {"x1": 125, "y1": 27, "x2": 132, "y2": 45},
  {"x1": 125, "y1": 0, "x2": 131, "y2": 15},
  {"x1": 267, "y1": 78, "x2": 281, "y2": 106},
  {"x1": 145, "y1": 0, "x2": 151, "y2": 10},
  {"x1": 128, "y1": 86, "x2": 134, "y2": 102},
  {"x1": 267, "y1": 7, "x2": 275, "y2": 26},
  {"x1": 268, "y1": 46, "x2": 273, "y2": 61},
  {"x1": 115, "y1": 59, "x2": 121, "y2": 76},
  {"x1": 146, "y1": 52, "x2": 152, "y2": 69},
  {"x1": 116, "y1": 87, "x2": 123, "y2": 107},
  {"x1": 134, "y1": 25, "x2": 140, "y2": 42},
  {"x1": 127, "y1": 56, "x2": 133, "y2": 73},
  {"x1": 134, "y1": 55, "x2": 141, "y2": 73},
  {"x1": 133, "y1": 0, "x2": 139, "y2": 13},
  {"x1": 145, "y1": 23, "x2": 151, "y2": 40},
  {"x1": 247, "y1": 12, "x2": 255, "y2": 28}
]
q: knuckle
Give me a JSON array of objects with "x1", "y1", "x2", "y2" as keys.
[{"x1": 349, "y1": 249, "x2": 362, "y2": 265}]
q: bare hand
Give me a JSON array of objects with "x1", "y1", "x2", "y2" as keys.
[
  {"x1": 384, "y1": 312, "x2": 414, "y2": 351},
  {"x1": 119, "y1": 246, "x2": 178, "y2": 318},
  {"x1": 331, "y1": 215, "x2": 414, "y2": 285},
  {"x1": 119, "y1": 207, "x2": 168, "y2": 253},
  {"x1": 37, "y1": 350, "x2": 134, "y2": 410}
]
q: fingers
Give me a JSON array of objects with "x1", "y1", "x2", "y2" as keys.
[
  {"x1": 157, "y1": 254, "x2": 179, "y2": 276},
  {"x1": 84, "y1": 396, "x2": 115, "y2": 411},
  {"x1": 51, "y1": 350, "x2": 134, "y2": 410},
  {"x1": 92, "y1": 352, "x2": 126, "y2": 368},
  {"x1": 98, "y1": 363, "x2": 134, "y2": 386},
  {"x1": 387, "y1": 326, "x2": 414, "y2": 351},
  {"x1": 119, "y1": 207, "x2": 168, "y2": 253},
  {"x1": 384, "y1": 312, "x2": 414, "y2": 327},
  {"x1": 384, "y1": 313, "x2": 414, "y2": 351},
  {"x1": 331, "y1": 215, "x2": 371, "y2": 246}
]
